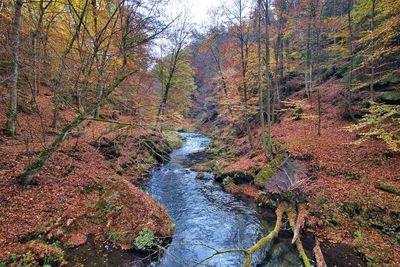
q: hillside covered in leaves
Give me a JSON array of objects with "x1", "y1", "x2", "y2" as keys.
[{"x1": 0, "y1": 0, "x2": 399, "y2": 266}]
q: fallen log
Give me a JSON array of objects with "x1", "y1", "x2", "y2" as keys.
[
  {"x1": 313, "y1": 237, "x2": 328, "y2": 267},
  {"x1": 286, "y1": 205, "x2": 311, "y2": 267},
  {"x1": 292, "y1": 203, "x2": 307, "y2": 244},
  {"x1": 243, "y1": 203, "x2": 286, "y2": 267},
  {"x1": 375, "y1": 181, "x2": 400, "y2": 196}
]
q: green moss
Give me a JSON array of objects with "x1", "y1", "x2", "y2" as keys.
[
  {"x1": 80, "y1": 182, "x2": 105, "y2": 194},
  {"x1": 342, "y1": 202, "x2": 364, "y2": 218},
  {"x1": 133, "y1": 228, "x2": 157, "y2": 250},
  {"x1": 375, "y1": 182, "x2": 400, "y2": 196},
  {"x1": 106, "y1": 228, "x2": 130, "y2": 243},
  {"x1": 380, "y1": 91, "x2": 400, "y2": 103},
  {"x1": 255, "y1": 166, "x2": 277, "y2": 185},
  {"x1": 291, "y1": 106, "x2": 304, "y2": 120},
  {"x1": 163, "y1": 130, "x2": 183, "y2": 148},
  {"x1": 18, "y1": 230, "x2": 44, "y2": 243}
]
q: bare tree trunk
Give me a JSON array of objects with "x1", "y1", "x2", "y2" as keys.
[
  {"x1": 264, "y1": 0, "x2": 273, "y2": 158},
  {"x1": 369, "y1": 0, "x2": 375, "y2": 102},
  {"x1": 257, "y1": 0, "x2": 267, "y2": 156},
  {"x1": 31, "y1": 0, "x2": 52, "y2": 108},
  {"x1": 157, "y1": 15, "x2": 189, "y2": 121},
  {"x1": 305, "y1": 21, "x2": 311, "y2": 100},
  {"x1": 346, "y1": 0, "x2": 355, "y2": 121},
  {"x1": 5, "y1": 0, "x2": 23, "y2": 137},
  {"x1": 157, "y1": 50, "x2": 181, "y2": 118},
  {"x1": 237, "y1": 0, "x2": 253, "y2": 149},
  {"x1": 52, "y1": 0, "x2": 89, "y2": 130}
]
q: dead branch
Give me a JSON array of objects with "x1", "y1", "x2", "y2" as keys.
[
  {"x1": 313, "y1": 237, "x2": 328, "y2": 267},
  {"x1": 292, "y1": 203, "x2": 308, "y2": 244}
]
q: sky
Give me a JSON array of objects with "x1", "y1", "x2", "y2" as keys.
[{"x1": 164, "y1": 0, "x2": 221, "y2": 26}]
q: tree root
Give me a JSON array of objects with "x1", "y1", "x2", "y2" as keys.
[{"x1": 243, "y1": 202, "x2": 286, "y2": 267}]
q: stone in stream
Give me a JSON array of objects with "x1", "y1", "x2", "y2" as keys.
[{"x1": 195, "y1": 172, "x2": 205, "y2": 179}]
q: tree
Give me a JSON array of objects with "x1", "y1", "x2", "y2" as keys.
[
  {"x1": 51, "y1": 0, "x2": 89, "y2": 130},
  {"x1": 346, "y1": 0, "x2": 355, "y2": 121},
  {"x1": 257, "y1": 0, "x2": 267, "y2": 156},
  {"x1": 224, "y1": 0, "x2": 254, "y2": 148},
  {"x1": 27, "y1": 0, "x2": 53, "y2": 108},
  {"x1": 19, "y1": 0, "x2": 170, "y2": 186},
  {"x1": 263, "y1": 0, "x2": 273, "y2": 157},
  {"x1": 5, "y1": 0, "x2": 23, "y2": 137},
  {"x1": 157, "y1": 13, "x2": 191, "y2": 121}
]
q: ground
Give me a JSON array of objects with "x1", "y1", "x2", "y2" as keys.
[
  {"x1": 199, "y1": 80, "x2": 400, "y2": 266},
  {"x1": 0, "y1": 86, "x2": 175, "y2": 265}
]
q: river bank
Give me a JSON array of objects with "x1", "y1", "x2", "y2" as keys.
[
  {"x1": 193, "y1": 80, "x2": 399, "y2": 266},
  {"x1": 0, "y1": 87, "x2": 176, "y2": 266}
]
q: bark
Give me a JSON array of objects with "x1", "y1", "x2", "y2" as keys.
[
  {"x1": 243, "y1": 203, "x2": 285, "y2": 267},
  {"x1": 257, "y1": 0, "x2": 267, "y2": 157},
  {"x1": 238, "y1": 0, "x2": 253, "y2": 149},
  {"x1": 264, "y1": 0, "x2": 273, "y2": 157},
  {"x1": 5, "y1": 0, "x2": 23, "y2": 137},
  {"x1": 94, "y1": 49, "x2": 107, "y2": 118},
  {"x1": 369, "y1": 0, "x2": 375, "y2": 102},
  {"x1": 346, "y1": 0, "x2": 355, "y2": 121},
  {"x1": 287, "y1": 205, "x2": 311, "y2": 267},
  {"x1": 157, "y1": 17, "x2": 189, "y2": 120},
  {"x1": 157, "y1": 47, "x2": 182, "y2": 118},
  {"x1": 305, "y1": 21, "x2": 311, "y2": 99},
  {"x1": 291, "y1": 203, "x2": 307, "y2": 244},
  {"x1": 314, "y1": 237, "x2": 328, "y2": 267},
  {"x1": 31, "y1": 0, "x2": 52, "y2": 107}
]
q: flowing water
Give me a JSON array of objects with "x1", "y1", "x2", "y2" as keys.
[
  {"x1": 143, "y1": 132, "x2": 306, "y2": 267},
  {"x1": 66, "y1": 132, "x2": 310, "y2": 266}
]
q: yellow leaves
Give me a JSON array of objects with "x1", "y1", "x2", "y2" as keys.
[{"x1": 346, "y1": 103, "x2": 400, "y2": 152}]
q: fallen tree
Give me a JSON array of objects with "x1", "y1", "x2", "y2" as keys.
[
  {"x1": 243, "y1": 202, "x2": 286, "y2": 266},
  {"x1": 375, "y1": 181, "x2": 400, "y2": 196}
]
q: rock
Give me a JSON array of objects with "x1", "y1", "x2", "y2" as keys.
[
  {"x1": 65, "y1": 233, "x2": 87, "y2": 248},
  {"x1": 215, "y1": 171, "x2": 254, "y2": 184},
  {"x1": 196, "y1": 172, "x2": 205, "y2": 179},
  {"x1": 255, "y1": 166, "x2": 277, "y2": 185},
  {"x1": 380, "y1": 91, "x2": 400, "y2": 104},
  {"x1": 66, "y1": 218, "x2": 74, "y2": 227},
  {"x1": 260, "y1": 158, "x2": 307, "y2": 193}
]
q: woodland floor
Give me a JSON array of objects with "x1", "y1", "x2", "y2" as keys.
[
  {"x1": 0, "y1": 86, "x2": 174, "y2": 265},
  {"x1": 199, "y1": 80, "x2": 400, "y2": 266},
  {"x1": 0, "y1": 81, "x2": 399, "y2": 266}
]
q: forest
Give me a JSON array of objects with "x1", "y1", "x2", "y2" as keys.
[{"x1": 0, "y1": 0, "x2": 399, "y2": 266}]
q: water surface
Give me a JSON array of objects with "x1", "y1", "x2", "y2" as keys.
[{"x1": 144, "y1": 133, "x2": 304, "y2": 266}]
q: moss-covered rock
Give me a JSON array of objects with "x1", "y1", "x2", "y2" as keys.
[
  {"x1": 255, "y1": 166, "x2": 277, "y2": 185},
  {"x1": 3, "y1": 241, "x2": 65, "y2": 266},
  {"x1": 163, "y1": 130, "x2": 184, "y2": 149},
  {"x1": 215, "y1": 171, "x2": 254, "y2": 184},
  {"x1": 380, "y1": 91, "x2": 400, "y2": 104},
  {"x1": 291, "y1": 106, "x2": 304, "y2": 120}
]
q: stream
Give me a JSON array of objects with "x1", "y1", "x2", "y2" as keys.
[
  {"x1": 66, "y1": 132, "x2": 311, "y2": 266},
  {"x1": 143, "y1": 132, "x2": 307, "y2": 266}
]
